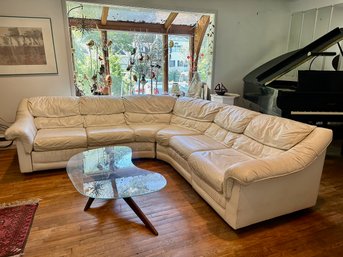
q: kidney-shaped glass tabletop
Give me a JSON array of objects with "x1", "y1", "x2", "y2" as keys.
[
  {"x1": 66, "y1": 146, "x2": 167, "y2": 200},
  {"x1": 66, "y1": 146, "x2": 167, "y2": 235}
]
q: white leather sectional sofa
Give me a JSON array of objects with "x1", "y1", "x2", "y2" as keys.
[{"x1": 5, "y1": 95, "x2": 332, "y2": 229}]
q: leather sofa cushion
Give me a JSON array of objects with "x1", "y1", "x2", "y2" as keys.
[
  {"x1": 123, "y1": 95, "x2": 175, "y2": 113},
  {"x1": 84, "y1": 114, "x2": 126, "y2": 127},
  {"x1": 80, "y1": 96, "x2": 124, "y2": 114},
  {"x1": 170, "y1": 115, "x2": 211, "y2": 133},
  {"x1": 86, "y1": 126, "x2": 134, "y2": 147},
  {"x1": 123, "y1": 142, "x2": 155, "y2": 152},
  {"x1": 189, "y1": 149, "x2": 254, "y2": 193},
  {"x1": 28, "y1": 96, "x2": 80, "y2": 117},
  {"x1": 32, "y1": 148, "x2": 86, "y2": 163},
  {"x1": 34, "y1": 116, "x2": 83, "y2": 129},
  {"x1": 173, "y1": 97, "x2": 222, "y2": 122},
  {"x1": 170, "y1": 135, "x2": 226, "y2": 159},
  {"x1": 156, "y1": 125, "x2": 200, "y2": 146},
  {"x1": 34, "y1": 128, "x2": 87, "y2": 151},
  {"x1": 223, "y1": 131, "x2": 241, "y2": 147},
  {"x1": 125, "y1": 112, "x2": 171, "y2": 124},
  {"x1": 214, "y1": 105, "x2": 260, "y2": 133},
  {"x1": 244, "y1": 114, "x2": 316, "y2": 150},
  {"x1": 204, "y1": 123, "x2": 228, "y2": 143},
  {"x1": 129, "y1": 124, "x2": 168, "y2": 142},
  {"x1": 233, "y1": 135, "x2": 285, "y2": 158}
]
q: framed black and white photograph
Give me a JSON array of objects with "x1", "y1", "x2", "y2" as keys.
[{"x1": 0, "y1": 16, "x2": 58, "y2": 75}]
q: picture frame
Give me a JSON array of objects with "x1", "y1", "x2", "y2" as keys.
[{"x1": 0, "y1": 16, "x2": 58, "y2": 75}]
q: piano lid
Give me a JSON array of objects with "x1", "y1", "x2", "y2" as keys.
[{"x1": 244, "y1": 27, "x2": 343, "y2": 86}]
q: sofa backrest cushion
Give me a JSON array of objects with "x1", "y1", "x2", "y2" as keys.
[
  {"x1": 204, "y1": 123, "x2": 228, "y2": 143},
  {"x1": 28, "y1": 96, "x2": 80, "y2": 117},
  {"x1": 123, "y1": 95, "x2": 175, "y2": 113},
  {"x1": 123, "y1": 95, "x2": 175, "y2": 124},
  {"x1": 171, "y1": 97, "x2": 222, "y2": 132},
  {"x1": 84, "y1": 114, "x2": 126, "y2": 127},
  {"x1": 80, "y1": 96, "x2": 125, "y2": 127},
  {"x1": 173, "y1": 97, "x2": 222, "y2": 122},
  {"x1": 214, "y1": 105, "x2": 260, "y2": 133},
  {"x1": 232, "y1": 135, "x2": 285, "y2": 158},
  {"x1": 204, "y1": 106, "x2": 259, "y2": 144},
  {"x1": 125, "y1": 112, "x2": 171, "y2": 124},
  {"x1": 34, "y1": 116, "x2": 84, "y2": 129},
  {"x1": 244, "y1": 114, "x2": 316, "y2": 150},
  {"x1": 80, "y1": 96, "x2": 124, "y2": 114},
  {"x1": 171, "y1": 115, "x2": 212, "y2": 133},
  {"x1": 28, "y1": 96, "x2": 83, "y2": 129}
]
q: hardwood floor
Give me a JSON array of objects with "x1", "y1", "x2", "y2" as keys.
[{"x1": 0, "y1": 142, "x2": 342, "y2": 257}]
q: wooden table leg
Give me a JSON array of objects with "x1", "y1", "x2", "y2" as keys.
[
  {"x1": 123, "y1": 197, "x2": 158, "y2": 236},
  {"x1": 84, "y1": 197, "x2": 95, "y2": 211}
]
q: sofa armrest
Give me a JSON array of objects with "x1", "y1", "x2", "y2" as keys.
[
  {"x1": 224, "y1": 127, "x2": 332, "y2": 186},
  {"x1": 5, "y1": 99, "x2": 36, "y2": 153}
]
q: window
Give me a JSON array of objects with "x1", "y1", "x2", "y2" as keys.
[{"x1": 67, "y1": 1, "x2": 215, "y2": 96}]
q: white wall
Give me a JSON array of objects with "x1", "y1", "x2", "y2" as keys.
[
  {"x1": 0, "y1": 0, "x2": 73, "y2": 122},
  {"x1": 0, "y1": 0, "x2": 290, "y2": 121}
]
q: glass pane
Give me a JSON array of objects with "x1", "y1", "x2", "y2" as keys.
[
  {"x1": 173, "y1": 12, "x2": 203, "y2": 26},
  {"x1": 72, "y1": 29, "x2": 164, "y2": 96},
  {"x1": 107, "y1": 30, "x2": 135, "y2": 96},
  {"x1": 108, "y1": 6, "x2": 170, "y2": 23},
  {"x1": 128, "y1": 33, "x2": 163, "y2": 95},
  {"x1": 67, "y1": 2, "x2": 102, "y2": 19},
  {"x1": 198, "y1": 17, "x2": 215, "y2": 86},
  {"x1": 168, "y1": 35, "x2": 190, "y2": 96},
  {"x1": 72, "y1": 29, "x2": 102, "y2": 95}
]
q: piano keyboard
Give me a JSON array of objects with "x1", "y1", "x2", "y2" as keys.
[{"x1": 291, "y1": 111, "x2": 343, "y2": 115}]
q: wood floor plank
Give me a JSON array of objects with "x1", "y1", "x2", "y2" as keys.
[{"x1": 0, "y1": 142, "x2": 343, "y2": 257}]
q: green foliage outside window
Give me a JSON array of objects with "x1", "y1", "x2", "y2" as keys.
[{"x1": 71, "y1": 27, "x2": 213, "y2": 96}]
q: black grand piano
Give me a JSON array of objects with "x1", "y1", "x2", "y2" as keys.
[{"x1": 244, "y1": 27, "x2": 343, "y2": 126}]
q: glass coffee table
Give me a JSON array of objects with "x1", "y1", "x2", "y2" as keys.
[{"x1": 66, "y1": 146, "x2": 167, "y2": 235}]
